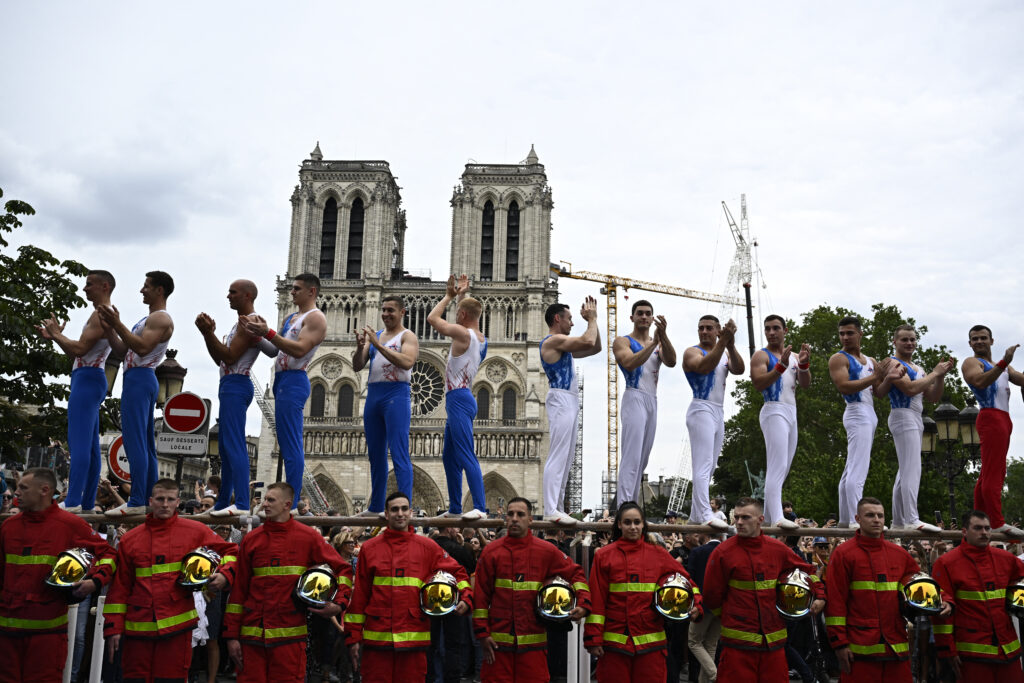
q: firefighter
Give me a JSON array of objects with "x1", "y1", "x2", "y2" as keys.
[
  {"x1": 702, "y1": 497, "x2": 825, "y2": 680},
  {"x1": 0, "y1": 468, "x2": 116, "y2": 683},
  {"x1": 224, "y1": 482, "x2": 352, "y2": 683},
  {"x1": 932, "y1": 509, "x2": 1024, "y2": 682},
  {"x1": 345, "y1": 491, "x2": 472, "y2": 683},
  {"x1": 473, "y1": 496, "x2": 591, "y2": 683},
  {"x1": 585, "y1": 501, "x2": 702, "y2": 682},
  {"x1": 826, "y1": 496, "x2": 951, "y2": 682},
  {"x1": 103, "y1": 478, "x2": 238, "y2": 683}
]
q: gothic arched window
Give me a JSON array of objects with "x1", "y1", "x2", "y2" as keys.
[
  {"x1": 476, "y1": 387, "x2": 491, "y2": 420},
  {"x1": 502, "y1": 388, "x2": 517, "y2": 423},
  {"x1": 310, "y1": 384, "x2": 326, "y2": 418},
  {"x1": 319, "y1": 198, "x2": 338, "y2": 280},
  {"x1": 346, "y1": 197, "x2": 364, "y2": 280},
  {"x1": 480, "y1": 200, "x2": 494, "y2": 281},
  {"x1": 337, "y1": 384, "x2": 354, "y2": 418},
  {"x1": 505, "y1": 200, "x2": 519, "y2": 281}
]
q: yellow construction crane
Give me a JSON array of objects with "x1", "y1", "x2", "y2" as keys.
[{"x1": 552, "y1": 261, "x2": 745, "y2": 510}]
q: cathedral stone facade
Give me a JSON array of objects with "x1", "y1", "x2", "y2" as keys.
[{"x1": 256, "y1": 144, "x2": 561, "y2": 515}]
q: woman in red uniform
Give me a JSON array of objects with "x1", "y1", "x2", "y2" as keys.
[{"x1": 584, "y1": 502, "x2": 702, "y2": 682}]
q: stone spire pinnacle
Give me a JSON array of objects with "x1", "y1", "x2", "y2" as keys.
[
  {"x1": 525, "y1": 144, "x2": 539, "y2": 164},
  {"x1": 310, "y1": 141, "x2": 323, "y2": 161}
]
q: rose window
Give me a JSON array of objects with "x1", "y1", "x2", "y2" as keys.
[{"x1": 410, "y1": 361, "x2": 444, "y2": 415}]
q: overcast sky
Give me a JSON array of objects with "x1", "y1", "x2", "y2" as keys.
[{"x1": 3, "y1": 2, "x2": 1023, "y2": 511}]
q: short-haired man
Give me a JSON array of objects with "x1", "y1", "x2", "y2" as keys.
[
  {"x1": 196, "y1": 279, "x2": 276, "y2": 516},
  {"x1": 826, "y1": 497, "x2": 951, "y2": 682},
  {"x1": 0, "y1": 468, "x2": 116, "y2": 683},
  {"x1": 702, "y1": 497, "x2": 824, "y2": 679},
  {"x1": 749, "y1": 315, "x2": 811, "y2": 529},
  {"x1": 886, "y1": 324, "x2": 953, "y2": 533},
  {"x1": 352, "y1": 295, "x2": 420, "y2": 516},
  {"x1": 541, "y1": 298, "x2": 601, "y2": 524},
  {"x1": 683, "y1": 315, "x2": 743, "y2": 530},
  {"x1": 240, "y1": 274, "x2": 327, "y2": 509},
  {"x1": 345, "y1": 492, "x2": 471, "y2": 683},
  {"x1": 474, "y1": 497, "x2": 590, "y2": 682},
  {"x1": 427, "y1": 275, "x2": 488, "y2": 520},
  {"x1": 960, "y1": 324, "x2": 1024, "y2": 537},
  {"x1": 225, "y1": 482, "x2": 352, "y2": 683},
  {"x1": 932, "y1": 509, "x2": 1024, "y2": 682},
  {"x1": 37, "y1": 269, "x2": 116, "y2": 512},
  {"x1": 828, "y1": 316, "x2": 902, "y2": 529},
  {"x1": 103, "y1": 478, "x2": 238, "y2": 682},
  {"x1": 613, "y1": 299, "x2": 677, "y2": 507},
  {"x1": 100, "y1": 270, "x2": 175, "y2": 516}
]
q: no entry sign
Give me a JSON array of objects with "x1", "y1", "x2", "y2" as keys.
[
  {"x1": 163, "y1": 391, "x2": 208, "y2": 433},
  {"x1": 107, "y1": 435, "x2": 131, "y2": 482}
]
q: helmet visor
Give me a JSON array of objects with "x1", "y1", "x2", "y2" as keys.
[
  {"x1": 421, "y1": 581, "x2": 458, "y2": 616},
  {"x1": 46, "y1": 551, "x2": 90, "y2": 588},
  {"x1": 904, "y1": 576, "x2": 943, "y2": 614},
  {"x1": 654, "y1": 585, "x2": 693, "y2": 621},
  {"x1": 537, "y1": 583, "x2": 575, "y2": 620},
  {"x1": 777, "y1": 583, "x2": 812, "y2": 618},
  {"x1": 1008, "y1": 585, "x2": 1024, "y2": 616}
]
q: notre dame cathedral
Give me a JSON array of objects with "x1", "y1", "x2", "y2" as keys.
[{"x1": 255, "y1": 144, "x2": 565, "y2": 515}]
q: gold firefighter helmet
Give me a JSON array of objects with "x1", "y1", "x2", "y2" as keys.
[
  {"x1": 294, "y1": 564, "x2": 338, "y2": 609},
  {"x1": 45, "y1": 548, "x2": 95, "y2": 590},
  {"x1": 1007, "y1": 582, "x2": 1024, "y2": 618},
  {"x1": 178, "y1": 547, "x2": 223, "y2": 590},
  {"x1": 653, "y1": 573, "x2": 695, "y2": 621},
  {"x1": 536, "y1": 576, "x2": 576, "y2": 622},
  {"x1": 903, "y1": 572, "x2": 943, "y2": 615},
  {"x1": 420, "y1": 571, "x2": 460, "y2": 617},
  {"x1": 776, "y1": 568, "x2": 813, "y2": 619}
]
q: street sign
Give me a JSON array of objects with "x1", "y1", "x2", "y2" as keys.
[
  {"x1": 107, "y1": 435, "x2": 131, "y2": 482},
  {"x1": 163, "y1": 392, "x2": 208, "y2": 433},
  {"x1": 157, "y1": 432, "x2": 209, "y2": 456}
]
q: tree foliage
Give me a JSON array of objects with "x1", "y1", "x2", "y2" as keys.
[
  {"x1": 0, "y1": 188, "x2": 88, "y2": 457},
  {"x1": 712, "y1": 303, "x2": 975, "y2": 524}
]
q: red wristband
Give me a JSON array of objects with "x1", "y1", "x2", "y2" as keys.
[
  {"x1": 775, "y1": 362, "x2": 787, "y2": 373},
  {"x1": 798, "y1": 362, "x2": 810, "y2": 370},
  {"x1": 265, "y1": 329, "x2": 276, "y2": 340},
  {"x1": 997, "y1": 359, "x2": 1008, "y2": 370}
]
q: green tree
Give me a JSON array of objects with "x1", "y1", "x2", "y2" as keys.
[
  {"x1": 643, "y1": 493, "x2": 670, "y2": 520},
  {"x1": 0, "y1": 188, "x2": 88, "y2": 457},
  {"x1": 1001, "y1": 459, "x2": 1024, "y2": 528},
  {"x1": 712, "y1": 303, "x2": 973, "y2": 524}
]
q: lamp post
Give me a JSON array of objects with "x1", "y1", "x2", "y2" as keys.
[
  {"x1": 207, "y1": 420, "x2": 221, "y2": 477},
  {"x1": 154, "y1": 349, "x2": 187, "y2": 408},
  {"x1": 923, "y1": 397, "x2": 980, "y2": 526}
]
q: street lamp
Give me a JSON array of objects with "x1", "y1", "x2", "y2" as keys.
[
  {"x1": 104, "y1": 350, "x2": 125, "y2": 397},
  {"x1": 207, "y1": 420, "x2": 221, "y2": 477},
  {"x1": 154, "y1": 349, "x2": 187, "y2": 408},
  {"x1": 923, "y1": 397, "x2": 980, "y2": 526}
]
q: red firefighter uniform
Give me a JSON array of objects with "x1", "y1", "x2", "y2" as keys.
[
  {"x1": 825, "y1": 531, "x2": 942, "y2": 683},
  {"x1": 473, "y1": 531, "x2": 590, "y2": 683},
  {"x1": 0, "y1": 502, "x2": 116, "y2": 683},
  {"x1": 585, "y1": 536, "x2": 703, "y2": 682},
  {"x1": 932, "y1": 541, "x2": 1024, "y2": 683},
  {"x1": 344, "y1": 528, "x2": 471, "y2": 683},
  {"x1": 225, "y1": 518, "x2": 352, "y2": 683},
  {"x1": 702, "y1": 532, "x2": 823, "y2": 681},
  {"x1": 103, "y1": 512, "x2": 237, "y2": 683}
]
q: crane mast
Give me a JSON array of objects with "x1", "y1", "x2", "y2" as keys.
[{"x1": 721, "y1": 194, "x2": 757, "y2": 358}]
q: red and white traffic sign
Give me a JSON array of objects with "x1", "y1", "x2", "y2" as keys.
[
  {"x1": 163, "y1": 391, "x2": 208, "y2": 433},
  {"x1": 107, "y1": 435, "x2": 131, "y2": 483}
]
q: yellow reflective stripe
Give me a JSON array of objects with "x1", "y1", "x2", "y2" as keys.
[
  {"x1": 765, "y1": 629, "x2": 787, "y2": 644},
  {"x1": 338, "y1": 576, "x2": 353, "y2": 587},
  {"x1": 711, "y1": 607, "x2": 722, "y2": 617},
  {"x1": 849, "y1": 580, "x2": 900, "y2": 591},
  {"x1": 4, "y1": 553, "x2": 57, "y2": 566},
  {"x1": 491, "y1": 631, "x2": 546, "y2": 645},
  {"x1": 891, "y1": 642, "x2": 909, "y2": 653},
  {"x1": 225, "y1": 604, "x2": 243, "y2": 615},
  {"x1": 104, "y1": 603, "x2": 127, "y2": 614},
  {"x1": 586, "y1": 614, "x2": 605, "y2": 625},
  {"x1": 457, "y1": 580, "x2": 470, "y2": 591},
  {"x1": 494, "y1": 578, "x2": 543, "y2": 591},
  {"x1": 373, "y1": 576, "x2": 425, "y2": 588},
  {"x1": 472, "y1": 609, "x2": 489, "y2": 619},
  {"x1": 1008, "y1": 639, "x2": 1022, "y2": 653},
  {"x1": 97, "y1": 558, "x2": 117, "y2": 570},
  {"x1": 849, "y1": 643, "x2": 888, "y2": 655},
  {"x1": 344, "y1": 613, "x2": 365, "y2": 624},
  {"x1": 608, "y1": 582, "x2": 658, "y2": 592},
  {"x1": 239, "y1": 624, "x2": 308, "y2": 638},
  {"x1": 955, "y1": 641, "x2": 1001, "y2": 655},
  {"x1": 955, "y1": 588, "x2": 1006, "y2": 601},
  {"x1": 693, "y1": 586, "x2": 702, "y2": 594},
  {"x1": 933, "y1": 624, "x2": 953, "y2": 634},
  {"x1": 721, "y1": 626, "x2": 786, "y2": 645},
  {"x1": 0, "y1": 613, "x2": 69, "y2": 629},
  {"x1": 125, "y1": 608, "x2": 197, "y2": 632},
  {"x1": 363, "y1": 629, "x2": 431, "y2": 643},
  {"x1": 240, "y1": 626, "x2": 262, "y2": 637},
  {"x1": 825, "y1": 616, "x2": 846, "y2": 626},
  {"x1": 252, "y1": 565, "x2": 306, "y2": 577},
  {"x1": 573, "y1": 582, "x2": 589, "y2": 592},
  {"x1": 135, "y1": 561, "x2": 182, "y2": 577},
  {"x1": 728, "y1": 578, "x2": 777, "y2": 591},
  {"x1": 603, "y1": 631, "x2": 629, "y2": 644},
  {"x1": 633, "y1": 630, "x2": 666, "y2": 646},
  {"x1": 220, "y1": 555, "x2": 237, "y2": 564}
]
